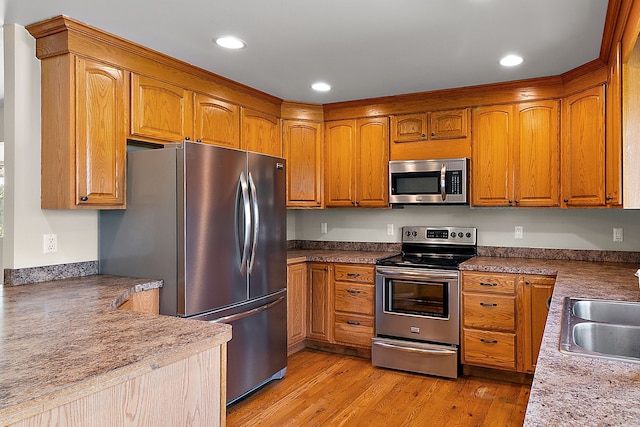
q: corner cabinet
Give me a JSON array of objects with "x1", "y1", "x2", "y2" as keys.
[
  {"x1": 325, "y1": 117, "x2": 389, "y2": 207},
  {"x1": 283, "y1": 120, "x2": 323, "y2": 207},
  {"x1": 41, "y1": 55, "x2": 127, "y2": 209}
]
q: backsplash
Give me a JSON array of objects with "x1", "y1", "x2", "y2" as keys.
[{"x1": 4, "y1": 261, "x2": 99, "y2": 286}]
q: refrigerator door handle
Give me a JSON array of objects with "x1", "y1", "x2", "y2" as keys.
[
  {"x1": 209, "y1": 296, "x2": 285, "y2": 324},
  {"x1": 248, "y1": 172, "x2": 260, "y2": 275},
  {"x1": 238, "y1": 172, "x2": 252, "y2": 276}
]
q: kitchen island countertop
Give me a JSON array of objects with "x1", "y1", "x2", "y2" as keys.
[{"x1": 0, "y1": 275, "x2": 232, "y2": 424}]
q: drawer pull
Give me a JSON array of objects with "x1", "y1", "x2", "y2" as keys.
[
  {"x1": 480, "y1": 339, "x2": 498, "y2": 344},
  {"x1": 479, "y1": 282, "x2": 498, "y2": 287},
  {"x1": 346, "y1": 273, "x2": 361, "y2": 278},
  {"x1": 479, "y1": 302, "x2": 498, "y2": 307},
  {"x1": 346, "y1": 289, "x2": 361, "y2": 295},
  {"x1": 347, "y1": 320, "x2": 361, "y2": 326}
]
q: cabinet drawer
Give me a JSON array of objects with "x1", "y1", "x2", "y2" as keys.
[
  {"x1": 334, "y1": 264, "x2": 375, "y2": 284},
  {"x1": 463, "y1": 328, "x2": 516, "y2": 370},
  {"x1": 463, "y1": 293, "x2": 515, "y2": 331},
  {"x1": 335, "y1": 283, "x2": 374, "y2": 315},
  {"x1": 334, "y1": 313, "x2": 374, "y2": 347},
  {"x1": 462, "y1": 272, "x2": 516, "y2": 294}
]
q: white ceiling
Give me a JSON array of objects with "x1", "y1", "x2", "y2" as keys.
[{"x1": 1, "y1": 0, "x2": 609, "y2": 104}]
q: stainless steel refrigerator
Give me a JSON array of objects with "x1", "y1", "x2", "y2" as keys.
[{"x1": 99, "y1": 141, "x2": 287, "y2": 404}]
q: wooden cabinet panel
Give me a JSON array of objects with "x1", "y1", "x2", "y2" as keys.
[
  {"x1": 517, "y1": 275, "x2": 555, "y2": 373},
  {"x1": 462, "y1": 272, "x2": 516, "y2": 294},
  {"x1": 241, "y1": 108, "x2": 282, "y2": 157},
  {"x1": 430, "y1": 109, "x2": 468, "y2": 140},
  {"x1": 131, "y1": 74, "x2": 193, "y2": 142},
  {"x1": 284, "y1": 120, "x2": 323, "y2": 207},
  {"x1": 356, "y1": 117, "x2": 389, "y2": 207},
  {"x1": 334, "y1": 264, "x2": 375, "y2": 283},
  {"x1": 325, "y1": 120, "x2": 356, "y2": 206},
  {"x1": 194, "y1": 94, "x2": 240, "y2": 148},
  {"x1": 307, "y1": 263, "x2": 333, "y2": 342},
  {"x1": 462, "y1": 328, "x2": 516, "y2": 370},
  {"x1": 334, "y1": 283, "x2": 374, "y2": 316},
  {"x1": 472, "y1": 105, "x2": 514, "y2": 206},
  {"x1": 515, "y1": 101, "x2": 560, "y2": 207},
  {"x1": 463, "y1": 294, "x2": 516, "y2": 331},
  {"x1": 287, "y1": 263, "x2": 307, "y2": 354},
  {"x1": 561, "y1": 85, "x2": 606, "y2": 206},
  {"x1": 391, "y1": 113, "x2": 428, "y2": 143},
  {"x1": 606, "y1": 42, "x2": 623, "y2": 206},
  {"x1": 334, "y1": 313, "x2": 374, "y2": 347},
  {"x1": 118, "y1": 288, "x2": 159, "y2": 314}
]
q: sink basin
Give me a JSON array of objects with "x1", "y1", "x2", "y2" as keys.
[
  {"x1": 560, "y1": 297, "x2": 640, "y2": 363},
  {"x1": 573, "y1": 299, "x2": 640, "y2": 326}
]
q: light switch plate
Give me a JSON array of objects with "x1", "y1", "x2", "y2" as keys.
[
  {"x1": 386, "y1": 224, "x2": 394, "y2": 236},
  {"x1": 613, "y1": 227, "x2": 623, "y2": 242}
]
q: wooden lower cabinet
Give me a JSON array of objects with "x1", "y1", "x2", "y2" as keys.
[
  {"x1": 307, "y1": 263, "x2": 333, "y2": 342},
  {"x1": 461, "y1": 271, "x2": 555, "y2": 374},
  {"x1": 117, "y1": 288, "x2": 159, "y2": 314},
  {"x1": 287, "y1": 262, "x2": 307, "y2": 355},
  {"x1": 332, "y1": 264, "x2": 375, "y2": 348}
]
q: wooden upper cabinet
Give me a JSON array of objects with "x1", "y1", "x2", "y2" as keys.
[
  {"x1": 325, "y1": 118, "x2": 389, "y2": 207},
  {"x1": 430, "y1": 109, "x2": 468, "y2": 140},
  {"x1": 606, "y1": 42, "x2": 622, "y2": 207},
  {"x1": 356, "y1": 117, "x2": 389, "y2": 207},
  {"x1": 561, "y1": 85, "x2": 606, "y2": 207},
  {"x1": 472, "y1": 105, "x2": 514, "y2": 206},
  {"x1": 515, "y1": 101, "x2": 560, "y2": 207},
  {"x1": 391, "y1": 113, "x2": 428, "y2": 143},
  {"x1": 40, "y1": 54, "x2": 126, "y2": 209},
  {"x1": 130, "y1": 74, "x2": 193, "y2": 142},
  {"x1": 284, "y1": 120, "x2": 323, "y2": 208},
  {"x1": 193, "y1": 94, "x2": 240, "y2": 148},
  {"x1": 241, "y1": 108, "x2": 282, "y2": 157}
]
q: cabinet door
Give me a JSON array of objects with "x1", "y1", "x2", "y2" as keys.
[
  {"x1": 606, "y1": 42, "x2": 622, "y2": 206},
  {"x1": 390, "y1": 113, "x2": 428, "y2": 143},
  {"x1": 518, "y1": 275, "x2": 555, "y2": 373},
  {"x1": 241, "y1": 108, "x2": 282, "y2": 157},
  {"x1": 284, "y1": 120, "x2": 323, "y2": 207},
  {"x1": 355, "y1": 117, "x2": 389, "y2": 207},
  {"x1": 472, "y1": 105, "x2": 515, "y2": 206},
  {"x1": 514, "y1": 101, "x2": 560, "y2": 207},
  {"x1": 561, "y1": 85, "x2": 606, "y2": 206},
  {"x1": 287, "y1": 263, "x2": 307, "y2": 354},
  {"x1": 131, "y1": 74, "x2": 193, "y2": 142},
  {"x1": 307, "y1": 263, "x2": 333, "y2": 342},
  {"x1": 194, "y1": 94, "x2": 240, "y2": 148},
  {"x1": 430, "y1": 109, "x2": 468, "y2": 140},
  {"x1": 325, "y1": 120, "x2": 356, "y2": 207},
  {"x1": 75, "y1": 57, "x2": 127, "y2": 207}
]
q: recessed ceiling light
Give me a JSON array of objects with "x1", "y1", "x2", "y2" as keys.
[
  {"x1": 499, "y1": 55, "x2": 524, "y2": 67},
  {"x1": 311, "y1": 82, "x2": 331, "y2": 92},
  {"x1": 215, "y1": 36, "x2": 246, "y2": 49}
]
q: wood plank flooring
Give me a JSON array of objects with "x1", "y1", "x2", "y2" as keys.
[{"x1": 227, "y1": 350, "x2": 530, "y2": 426}]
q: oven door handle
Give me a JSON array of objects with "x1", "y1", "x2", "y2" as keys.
[
  {"x1": 373, "y1": 341, "x2": 457, "y2": 356},
  {"x1": 376, "y1": 268, "x2": 457, "y2": 280}
]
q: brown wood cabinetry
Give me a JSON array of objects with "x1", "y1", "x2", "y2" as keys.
[
  {"x1": 131, "y1": 74, "x2": 194, "y2": 142},
  {"x1": 287, "y1": 262, "x2": 307, "y2": 355},
  {"x1": 117, "y1": 288, "x2": 159, "y2": 314},
  {"x1": 307, "y1": 263, "x2": 333, "y2": 343},
  {"x1": 606, "y1": 44, "x2": 623, "y2": 207},
  {"x1": 283, "y1": 120, "x2": 323, "y2": 207},
  {"x1": 561, "y1": 85, "x2": 606, "y2": 207},
  {"x1": 325, "y1": 118, "x2": 389, "y2": 207},
  {"x1": 390, "y1": 109, "x2": 470, "y2": 160},
  {"x1": 41, "y1": 55, "x2": 127, "y2": 209},
  {"x1": 193, "y1": 94, "x2": 240, "y2": 148},
  {"x1": 241, "y1": 108, "x2": 282, "y2": 157},
  {"x1": 461, "y1": 271, "x2": 555, "y2": 374},
  {"x1": 472, "y1": 101, "x2": 560, "y2": 207},
  {"x1": 333, "y1": 264, "x2": 375, "y2": 348}
]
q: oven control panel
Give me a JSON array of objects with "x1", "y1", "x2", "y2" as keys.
[{"x1": 402, "y1": 226, "x2": 476, "y2": 245}]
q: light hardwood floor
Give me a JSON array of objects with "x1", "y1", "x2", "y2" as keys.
[{"x1": 227, "y1": 349, "x2": 530, "y2": 426}]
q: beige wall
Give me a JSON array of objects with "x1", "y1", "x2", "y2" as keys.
[{"x1": 3, "y1": 24, "x2": 98, "y2": 269}]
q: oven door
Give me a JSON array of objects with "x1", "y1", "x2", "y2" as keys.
[{"x1": 375, "y1": 266, "x2": 460, "y2": 345}]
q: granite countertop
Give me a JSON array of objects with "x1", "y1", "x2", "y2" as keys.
[
  {"x1": 287, "y1": 249, "x2": 396, "y2": 265},
  {"x1": 460, "y1": 257, "x2": 640, "y2": 426},
  {"x1": 0, "y1": 275, "x2": 232, "y2": 424}
]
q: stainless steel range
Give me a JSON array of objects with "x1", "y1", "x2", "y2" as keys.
[{"x1": 372, "y1": 226, "x2": 477, "y2": 378}]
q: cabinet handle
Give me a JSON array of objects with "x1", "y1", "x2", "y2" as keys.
[
  {"x1": 346, "y1": 289, "x2": 361, "y2": 295},
  {"x1": 480, "y1": 302, "x2": 497, "y2": 307},
  {"x1": 80, "y1": 196, "x2": 88, "y2": 202},
  {"x1": 421, "y1": 133, "x2": 426, "y2": 137},
  {"x1": 185, "y1": 136, "x2": 191, "y2": 141},
  {"x1": 606, "y1": 196, "x2": 613, "y2": 201},
  {"x1": 431, "y1": 132, "x2": 435, "y2": 137},
  {"x1": 525, "y1": 280, "x2": 530, "y2": 285},
  {"x1": 508, "y1": 200, "x2": 513, "y2": 205},
  {"x1": 479, "y1": 282, "x2": 498, "y2": 287},
  {"x1": 196, "y1": 138, "x2": 202, "y2": 143},
  {"x1": 346, "y1": 273, "x2": 361, "y2": 278},
  {"x1": 323, "y1": 267, "x2": 328, "y2": 271},
  {"x1": 480, "y1": 339, "x2": 498, "y2": 344},
  {"x1": 515, "y1": 200, "x2": 520, "y2": 204},
  {"x1": 347, "y1": 320, "x2": 361, "y2": 326},
  {"x1": 351, "y1": 201, "x2": 356, "y2": 205},
  {"x1": 563, "y1": 199, "x2": 569, "y2": 203}
]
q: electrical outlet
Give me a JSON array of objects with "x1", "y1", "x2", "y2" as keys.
[
  {"x1": 514, "y1": 226, "x2": 523, "y2": 240},
  {"x1": 386, "y1": 224, "x2": 394, "y2": 236},
  {"x1": 43, "y1": 234, "x2": 58, "y2": 253},
  {"x1": 320, "y1": 222, "x2": 328, "y2": 234},
  {"x1": 613, "y1": 227, "x2": 623, "y2": 242}
]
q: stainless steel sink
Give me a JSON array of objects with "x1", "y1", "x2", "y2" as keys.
[
  {"x1": 573, "y1": 299, "x2": 640, "y2": 326},
  {"x1": 560, "y1": 297, "x2": 640, "y2": 363}
]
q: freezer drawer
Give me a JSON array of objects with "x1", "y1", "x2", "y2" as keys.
[{"x1": 371, "y1": 337, "x2": 459, "y2": 379}]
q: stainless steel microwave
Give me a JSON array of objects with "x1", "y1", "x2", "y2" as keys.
[{"x1": 389, "y1": 158, "x2": 469, "y2": 205}]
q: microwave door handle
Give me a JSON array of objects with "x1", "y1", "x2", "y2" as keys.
[{"x1": 440, "y1": 163, "x2": 447, "y2": 201}]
